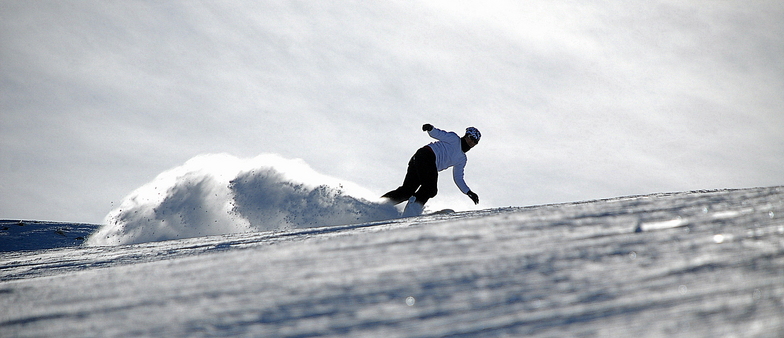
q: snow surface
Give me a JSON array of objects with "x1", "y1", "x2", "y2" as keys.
[
  {"x1": 0, "y1": 220, "x2": 98, "y2": 253},
  {"x1": 2, "y1": 186, "x2": 784, "y2": 337}
]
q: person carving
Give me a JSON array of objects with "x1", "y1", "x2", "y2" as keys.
[{"x1": 382, "y1": 124, "x2": 481, "y2": 217}]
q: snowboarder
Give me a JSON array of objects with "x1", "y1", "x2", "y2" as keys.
[{"x1": 382, "y1": 124, "x2": 481, "y2": 217}]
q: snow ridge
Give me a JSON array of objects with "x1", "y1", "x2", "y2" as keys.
[{"x1": 2, "y1": 186, "x2": 783, "y2": 337}]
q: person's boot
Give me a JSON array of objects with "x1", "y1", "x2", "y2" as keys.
[
  {"x1": 402, "y1": 196, "x2": 424, "y2": 217},
  {"x1": 381, "y1": 191, "x2": 409, "y2": 205}
]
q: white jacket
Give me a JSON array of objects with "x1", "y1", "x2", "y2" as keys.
[{"x1": 426, "y1": 127, "x2": 471, "y2": 194}]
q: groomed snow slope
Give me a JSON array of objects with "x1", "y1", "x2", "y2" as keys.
[{"x1": 2, "y1": 187, "x2": 784, "y2": 337}]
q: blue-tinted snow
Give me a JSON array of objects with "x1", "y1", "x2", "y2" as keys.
[
  {"x1": 0, "y1": 220, "x2": 98, "y2": 252},
  {"x1": 2, "y1": 187, "x2": 784, "y2": 337}
]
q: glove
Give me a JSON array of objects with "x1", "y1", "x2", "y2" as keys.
[
  {"x1": 422, "y1": 123, "x2": 434, "y2": 132},
  {"x1": 466, "y1": 191, "x2": 479, "y2": 205}
]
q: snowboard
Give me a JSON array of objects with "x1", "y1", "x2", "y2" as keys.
[
  {"x1": 427, "y1": 209, "x2": 455, "y2": 215},
  {"x1": 399, "y1": 196, "x2": 455, "y2": 217}
]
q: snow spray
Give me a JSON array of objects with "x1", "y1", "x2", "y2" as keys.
[{"x1": 86, "y1": 154, "x2": 398, "y2": 246}]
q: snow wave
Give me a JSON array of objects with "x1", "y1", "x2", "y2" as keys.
[{"x1": 86, "y1": 154, "x2": 399, "y2": 246}]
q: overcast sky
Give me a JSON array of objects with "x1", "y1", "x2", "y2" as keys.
[{"x1": 2, "y1": 0, "x2": 783, "y2": 223}]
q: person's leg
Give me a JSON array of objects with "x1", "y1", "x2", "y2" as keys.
[
  {"x1": 413, "y1": 148, "x2": 438, "y2": 205},
  {"x1": 382, "y1": 154, "x2": 421, "y2": 204}
]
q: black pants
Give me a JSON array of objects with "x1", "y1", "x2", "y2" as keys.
[{"x1": 383, "y1": 146, "x2": 438, "y2": 205}]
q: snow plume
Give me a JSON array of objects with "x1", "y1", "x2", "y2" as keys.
[{"x1": 86, "y1": 154, "x2": 398, "y2": 246}]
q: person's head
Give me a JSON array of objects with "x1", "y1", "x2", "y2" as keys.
[{"x1": 463, "y1": 127, "x2": 481, "y2": 150}]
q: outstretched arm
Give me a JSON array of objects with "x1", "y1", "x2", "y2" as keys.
[
  {"x1": 424, "y1": 125, "x2": 454, "y2": 141},
  {"x1": 453, "y1": 162, "x2": 479, "y2": 205}
]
